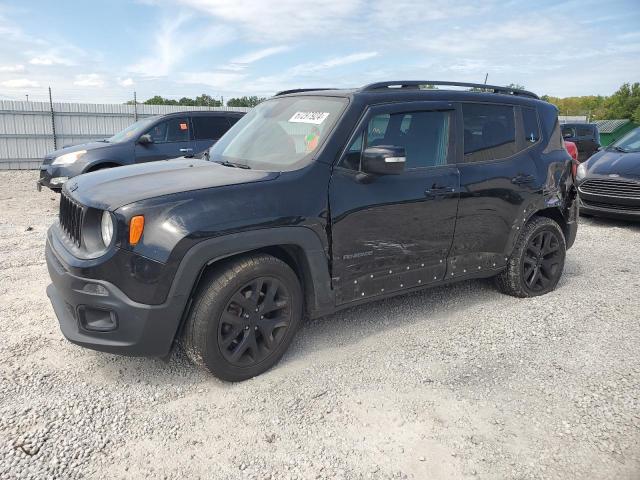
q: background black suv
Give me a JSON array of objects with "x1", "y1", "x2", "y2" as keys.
[
  {"x1": 45, "y1": 81, "x2": 578, "y2": 381},
  {"x1": 561, "y1": 122, "x2": 601, "y2": 162},
  {"x1": 37, "y1": 110, "x2": 245, "y2": 191}
]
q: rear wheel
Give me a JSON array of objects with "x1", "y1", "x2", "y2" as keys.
[
  {"x1": 495, "y1": 216, "x2": 566, "y2": 298},
  {"x1": 182, "y1": 254, "x2": 303, "y2": 381}
]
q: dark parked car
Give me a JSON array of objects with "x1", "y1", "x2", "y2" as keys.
[
  {"x1": 45, "y1": 81, "x2": 578, "y2": 381},
  {"x1": 577, "y1": 126, "x2": 640, "y2": 220},
  {"x1": 37, "y1": 110, "x2": 245, "y2": 191},
  {"x1": 561, "y1": 123, "x2": 600, "y2": 162}
]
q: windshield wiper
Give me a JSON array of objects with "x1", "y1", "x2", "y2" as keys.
[
  {"x1": 216, "y1": 160, "x2": 251, "y2": 169},
  {"x1": 613, "y1": 146, "x2": 628, "y2": 153}
]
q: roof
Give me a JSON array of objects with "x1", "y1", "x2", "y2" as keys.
[
  {"x1": 593, "y1": 119, "x2": 630, "y2": 134},
  {"x1": 275, "y1": 81, "x2": 540, "y2": 101}
]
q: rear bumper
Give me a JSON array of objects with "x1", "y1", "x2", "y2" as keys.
[{"x1": 46, "y1": 239, "x2": 186, "y2": 356}]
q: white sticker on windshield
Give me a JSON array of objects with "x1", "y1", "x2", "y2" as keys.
[{"x1": 289, "y1": 111, "x2": 330, "y2": 125}]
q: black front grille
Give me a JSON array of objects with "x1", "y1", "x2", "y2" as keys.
[
  {"x1": 59, "y1": 193, "x2": 84, "y2": 246},
  {"x1": 582, "y1": 199, "x2": 640, "y2": 213},
  {"x1": 579, "y1": 178, "x2": 640, "y2": 198}
]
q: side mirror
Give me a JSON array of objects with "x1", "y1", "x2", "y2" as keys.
[
  {"x1": 563, "y1": 133, "x2": 573, "y2": 139},
  {"x1": 137, "y1": 134, "x2": 153, "y2": 145},
  {"x1": 361, "y1": 146, "x2": 406, "y2": 175}
]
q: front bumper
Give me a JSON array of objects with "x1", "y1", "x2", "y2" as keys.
[
  {"x1": 38, "y1": 164, "x2": 69, "y2": 191},
  {"x1": 46, "y1": 239, "x2": 186, "y2": 357},
  {"x1": 579, "y1": 196, "x2": 640, "y2": 221}
]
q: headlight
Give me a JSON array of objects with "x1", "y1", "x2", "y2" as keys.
[
  {"x1": 52, "y1": 150, "x2": 87, "y2": 166},
  {"x1": 576, "y1": 163, "x2": 587, "y2": 182},
  {"x1": 101, "y1": 211, "x2": 114, "y2": 247}
]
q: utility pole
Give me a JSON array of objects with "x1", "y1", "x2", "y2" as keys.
[
  {"x1": 484, "y1": 73, "x2": 488, "y2": 84},
  {"x1": 48, "y1": 86, "x2": 57, "y2": 150},
  {"x1": 221, "y1": 96, "x2": 224, "y2": 108},
  {"x1": 133, "y1": 91, "x2": 138, "y2": 121},
  {"x1": 25, "y1": 94, "x2": 29, "y2": 102}
]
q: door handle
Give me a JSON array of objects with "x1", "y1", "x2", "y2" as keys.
[
  {"x1": 511, "y1": 174, "x2": 535, "y2": 184},
  {"x1": 425, "y1": 185, "x2": 456, "y2": 197},
  {"x1": 179, "y1": 148, "x2": 193, "y2": 153}
]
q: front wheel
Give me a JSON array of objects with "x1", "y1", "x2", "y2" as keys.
[
  {"x1": 181, "y1": 254, "x2": 303, "y2": 381},
  {"x1": 495, "y1": 216, "x2": 566, "y2": 298}
]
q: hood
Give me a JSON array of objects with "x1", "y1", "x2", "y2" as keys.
[
  {"x1": 65, "y1": 158, "x2": 279, "y2": 210},
  {"x1": 44, "y1": 141, "x2": 112, "y2": 161},
  {"x1": 586, "y1": 149, "x2": 640, "y2": 178}
]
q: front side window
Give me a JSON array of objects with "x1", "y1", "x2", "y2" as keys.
[
  {"x1": 209, "y1": 96, "x2": 348, "y2": 171},
  {"x1": 341, "y1": 110, "x2": 452, "y2": 170},
  {"x1": 522, "y1": 107, "x2": 540, "y2": 144},
  {"x1": 463, "y1": 103, "x2": 516, "y2": 162},
  {"x1": 146, "y1": 117, "x2": 190, "y2": 143},
  {"x1": 107, "y1": 116, "x2": 158, "y2": 143},
  {"x1": 193, "y1": 116, "x2": 231, "y2": 140}
]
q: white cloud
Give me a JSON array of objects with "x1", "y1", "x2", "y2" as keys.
[
  {"x1": 29, "y1": 54, "x2": 74, "y2": 66},
  {"x1": 288, "y1": 51, "x2": 378, "y2": 76},
  {"x1": 231, "y1": 46, "x2": 290, "y2": 65},
  {"x1": 0, "y1": 64, "x2": 24, "y2": 72},
  {"x1": 176, "y1": 0, "x2": 362, "y2": 41},
  {"x1": 1, "y1": 78, "x2": 40, "y2": 88},
  {"x1": 128, "y1": 13, "x2": 234, "y2": 77},
  {"x1": 178, "y1": 71, "x2": 247, "y2": 90},
  {"x1": 73, "y1": 73, "x2": 105, "y2": 88},
  {"x1": 118, "y1": 77, "x2": 135, "y2": 87}
]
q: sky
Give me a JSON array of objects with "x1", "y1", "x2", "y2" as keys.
[{"x1": 0, "y1": 0, "x2": 639, "y2": 103}]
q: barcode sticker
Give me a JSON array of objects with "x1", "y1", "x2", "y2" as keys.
[{"x1": 289, "y1": 112, "x2": 330, "y2": 125}]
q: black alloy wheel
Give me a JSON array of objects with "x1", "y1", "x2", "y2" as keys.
[
  {"x1": 522, "y1": 230, "x2": 563, "y2": 292},
  {"x1": 218, "y1": 277, "x2": 292, "y2": 367}
]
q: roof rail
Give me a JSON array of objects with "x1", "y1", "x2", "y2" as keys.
[
  {"x1": 274, "y1": 88, "x2": 337, "y2": 96},
  {"x1": 360, "y1": 81, "x2": 539, "y2": 99}
]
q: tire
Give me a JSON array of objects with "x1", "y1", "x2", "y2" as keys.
[
  {"x1": 181, "y1": 254, "x2": 303, "y2": 381},
  {"x1": 495, "y1": 216, "x2": 566, "y2": 298}
]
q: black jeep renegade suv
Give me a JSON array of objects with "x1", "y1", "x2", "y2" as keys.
[{"x1": 45, "y1": 81, "x2": 578, "y2": 381}]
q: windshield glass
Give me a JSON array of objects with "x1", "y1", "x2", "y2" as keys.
[
  {"x1": 107, "y1": 116, "x2": 158, "y2": 143},
  {"x1": 208, "y1": 96, "x2": 348, "y2": 170},
  {"x1": 611, "y1": 127, "x2": 640, "y2": 153}
]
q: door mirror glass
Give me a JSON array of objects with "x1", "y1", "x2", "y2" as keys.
[
  {"x1": 137, "y1": 133, "x2": 153, "y2": 145},
  {"x1": 362, "y1": 146, "x2": 406, "y2": 175},
  {"x1": 563, "y1": 133, "x2": 573, "y2": 139}
]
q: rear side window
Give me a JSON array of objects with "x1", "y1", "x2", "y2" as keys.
[
  {"x1": 521, "y1": 107, "x2": 540, "y2": 144},
  {"x1": 463, "y1": 104, "x2": 516, "y2": 162},
  {"x1": 147, "y1": 117, "x2": 190, "y2": 143},
  {"x1": 193, "y1": 116, "x2": 231, "y2": 140},
  {"x1": 341, "y1": 110, "x2": 452, "y2": 170}
]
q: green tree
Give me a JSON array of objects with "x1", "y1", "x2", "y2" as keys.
[
  {"x1": 227, "y1": 96, "x2": 265, "y2": 107},
  {"x1": 601, "y1": 82, "x2": 640, "y2": 120},
  {"x1": 143, "y1": 95, "x2": 178, "y2": 105}
]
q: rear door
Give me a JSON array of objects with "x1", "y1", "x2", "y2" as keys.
[
  {"x1": 329, "y1": 101, "x2": 460, "y2": 305},
  {"x1": 134, "y1": 116, "x2": 194, "y2": 163},
  {"x1": 192, "y1": 114, "x2": 234, "y2": 156},
  {"x1": 450, "y1": 102, "x2": 541, "y2": 276}
]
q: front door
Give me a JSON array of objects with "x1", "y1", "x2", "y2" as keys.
[
  {"x1": 329, "y1": 102, "x2": 460, "y2": 305},
  {"x1": 135, "y1": 116, "x2": 195, "y2": 163}
]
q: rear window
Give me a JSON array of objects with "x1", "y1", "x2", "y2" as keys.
[
  {"x1": 577, "y1": 126, "x2": 592, "y2": 137},
  {"x1": 193, "y1": 116, "x2": 231, "y2": 140},
  {"x1": 463, "y1": 103, "x2": 516, "y2": 162}
]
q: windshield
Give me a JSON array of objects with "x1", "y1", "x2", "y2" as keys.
[
  {"x1": 208, "y1": 96, "x2": 348, "y2": 170},
  {"x1": 611, "y1": 127, "x2": 640, "y2": 153},
  {"x1": 107, "y1": 116, "x2": 158, "y2": 143}
]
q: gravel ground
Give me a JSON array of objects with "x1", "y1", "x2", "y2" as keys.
[{"x1": 0, "y1": 170, "x2": 639, "y2": 480}]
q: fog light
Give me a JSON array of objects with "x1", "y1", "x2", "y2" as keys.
[
  {"x1": 77, "y1": 306, "x2": 117, "y2": 332},
  {"x1": 82, "y1": 283, "x2": 109, "y2": 296},
  {"x1": 50, "y1": 176, "x2": 69, "y2": 185}
]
